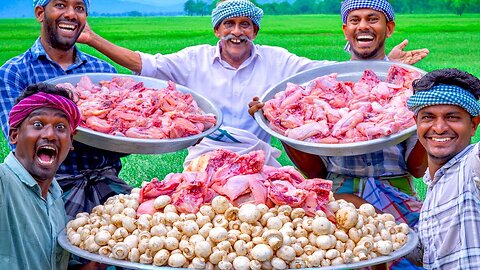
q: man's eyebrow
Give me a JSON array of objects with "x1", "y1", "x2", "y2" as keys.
[{"x1": 27, "y1": 110, "x2": 68, "y2": 120}]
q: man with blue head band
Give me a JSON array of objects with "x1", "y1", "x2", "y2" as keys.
[
  {"x1": 341, "y1": 0, "x2": 428, "y2": 64},
  {"x1": 212, "y1": 0, "x2": 263, "y2": 30},
  {"x1": 406, "y1": 68, "x2": 480, "y2": 269}
]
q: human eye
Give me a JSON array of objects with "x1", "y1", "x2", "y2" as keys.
[
  {"x1": 420, "y1": 115, "x2": 433, "y2": 121},
  {"x1": 348, "y1": 18, "x2": 359, "y2": 24},
  {"x1": 241, "y1": 21, "x2": 251, "y2": 28},
  {"x1": 369, "y1": 17, "x2": 379, "y2": 23},
  {"x1": 75, "y1": 6, "x2": 86, "y2": 12},
  {"x1": 56, "y1": 122, "x2": 67, "y2": 130},
  {"x1": 223, "y1": 21, "x2": 233, "y2": 28},
  {"x1": 33, "y1": 121, "x2": 43, "y2": 128}
]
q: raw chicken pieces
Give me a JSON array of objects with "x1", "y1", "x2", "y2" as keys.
[
  {"x1": 262, "y1": 66, "x2": 422, "y2": 143},
  {"x1": 57, "y1": 76, "x2": 217, "y2": 139},
  {"x1": 137, "y1": 149, "x2": 334, "y2": 221}
]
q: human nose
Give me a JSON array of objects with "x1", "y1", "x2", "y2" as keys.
[
  {"x1": 358, "y1": 19, "x2": 369, "y2": 30},
  {"x1": 63, "y1": 5, "x2": 76, "y2": 19},
  {"x1": 231, "y1": 24, "x2": 243, "y2": 36},
  {"x1": 431, "y1": 118, "x2": 448, "y2": 134},
  {"x1": 42, "y1": 125, "x2": 56, "y2": 140}
]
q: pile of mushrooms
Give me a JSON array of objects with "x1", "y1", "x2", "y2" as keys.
[{"x1": 66, "y1": 189, "x2": 410, "y2": 269}]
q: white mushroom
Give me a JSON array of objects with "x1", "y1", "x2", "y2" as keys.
[
  {"x1": 111, "y1": 242, "x2": 129, "y2": 260},
  {"x1": 251, "y1": 244, "x2": 273, "y2": 262},
  {"x1": 212, "y1": 196, "x2": 230, "y2": 214},
  {"x1": 238, "y1": 204, "x2": 261, "y2": 224},
  {"x1": 153, "y1": 249, "x2": 170, "y2": 266},
  {"x1": 276, "y1": 245, "x2": 296, "y2": 262},
  {"x1": 195, "y1": 240, "x2": 213, "y2": 259},
  {"x1": 232, "y1": 256, "x2": 250, "y2": 270},
  {"x1": 153, "y1": 195, "x2": 171, "y2": 209},
  {"x1": 375, "y1": 240, "x2": 394, "y2": 255},
  {"x1": 167, "y1": 253, "x2": 186, "y2": 267},
  {"x1": 335, "y1": 206, "x2": 358, "y2": 230}
]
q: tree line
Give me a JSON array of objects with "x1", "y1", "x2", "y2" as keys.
[{"x1": 184, "y1": 0, "x2": 480, "y2": 16}]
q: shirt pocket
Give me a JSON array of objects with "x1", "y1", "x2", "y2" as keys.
[{"x1": 433, "y1": 207, "x2": 461, "y2": 258}]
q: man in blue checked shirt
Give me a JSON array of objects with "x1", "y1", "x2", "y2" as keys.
[{"x1": 0, "y1": 0, "x2": 132, "y2": 221}]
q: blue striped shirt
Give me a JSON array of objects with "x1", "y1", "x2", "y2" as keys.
[
  {"x1": 0, "y1": 38, "x2": 123, "y2": 175},
  {"x1": 418, "y1": 143, "x2": 480, "y2": 269}
]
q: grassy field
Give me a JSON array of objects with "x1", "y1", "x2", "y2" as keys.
[{"x1": 1, "y1": 14, "x2": 479, "y2": 198}]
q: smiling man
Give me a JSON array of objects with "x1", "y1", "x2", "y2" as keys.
[
  {"x1": 0, "y1": 0, "x2": 131, "y2": 220},
  {"x1": 341, "y1": 0, "x2": 428, "y2": 63},
  {"x1": 406, "y1": 68, "x2": 480, "y2": 269},
  {"x1": 0, "y1": 83, "x2": 80, "y2": 269}
]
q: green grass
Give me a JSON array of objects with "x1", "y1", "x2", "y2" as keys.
[{"x1": 1, "y1": 14, "x2": 479, "y2": 198}]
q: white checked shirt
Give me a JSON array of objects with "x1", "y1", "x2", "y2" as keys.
[
  {"x1": 418, "y1": 142, "x2": 480, "y2": 269},
  {"x1": 137, "y1": 42, "x2": 333, "y2": 142}
]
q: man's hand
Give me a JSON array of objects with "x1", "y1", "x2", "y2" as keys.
[
  {"x1": 388, "y1": 39, "x2": 429, "y2": 65},
  {"x1": 77, "y1": 22, "x2": 94, "y2": 45},
  {"x1": 248, "y1": 96, "x2": 263, "y2": 117}
]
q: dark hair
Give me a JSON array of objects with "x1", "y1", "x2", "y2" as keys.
[
  {"x1": 15, "y1": 83, "x2": 74, "y2": 105},
  {"x1": 412, "y1": 68, "x2": 480, "y2": 100}
]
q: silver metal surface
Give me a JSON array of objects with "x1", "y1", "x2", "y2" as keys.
[
  {"x1": 58, "y1": 228, "x2": 418, "y2": 269},
  {"x1": 254, "y1": 61, "x2": 426, "y2": 156},
  {"x1": 45, "y1": 73, "x2": 223, "y2": 154}
]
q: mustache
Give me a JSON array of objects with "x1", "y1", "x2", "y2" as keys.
[{"x1": 221, "y1": 34, "x2": 251, "y2": 42}]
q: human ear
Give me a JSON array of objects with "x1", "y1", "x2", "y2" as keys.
[
  {"x1": 9, "y1": 127, "x2": 18, "y2": 145},
  {"x1": 386, "y1": 21, "x2": 395, "y2": 38},
  {"x1": 34, "y1": 6, "x2": 45, "y2": 23},
  {"x1": 214, "y1": 27, "x2": 221, "y2": 38},
  {"x1": 471, "y1": 116, "x2": 480, "y2": 136}
]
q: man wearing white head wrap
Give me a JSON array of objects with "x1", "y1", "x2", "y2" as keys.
[{"x1": 406, "y1": 68, "x2": 480, "y2": 269}]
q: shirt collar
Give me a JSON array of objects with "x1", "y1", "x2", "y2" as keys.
[
  {"x1": 423, "y1": 144, "x2": 475, "y2": 187},
  {"x1": 212, "y1": 40, "x2": 260, "y2": 69},
  {"x1": 4, "y1": 152, "x2": 63, "y2": 200},
  {"x1": 31, "y1": 37, "x2": 89, "y2": 70}
]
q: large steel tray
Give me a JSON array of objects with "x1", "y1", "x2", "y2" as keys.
[
  {"x1": 58, "y1": 228, "x2": 418, "y2": 269},
  {"x1": 254, "y1": 61, "x2": 426, "y2": 156},
  {"x1": 45, "y1": 73, "x2": 223, "y2": 154}
]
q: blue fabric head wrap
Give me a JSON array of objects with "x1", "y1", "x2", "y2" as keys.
[
  {"x1": 407, "y1": 84, "x2": 480, "y2": 116},
  {"x1": 212, "y1": 0, "x2": 263, "y2": 29},
  {"x1": 341, "y1": 0, "x2": 394, "y2": 24},
  {"x1": 34, "y1": 0, "x2": 90, "y2": 13}
]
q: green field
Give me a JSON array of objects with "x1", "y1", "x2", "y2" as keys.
[{"x1": 1, "y1": 14, "x2": 479, "y2": 197}]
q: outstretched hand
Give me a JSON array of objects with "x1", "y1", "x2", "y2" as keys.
[
  {"x1": 388, "y1": 39, "x2": 429, "y2": 65},
  {"x1": 77, "y1": 22, "x2": 94, "y2": 45},
  {"x1": 248, "y1": 96, "x2": 263, "y2": 117}
]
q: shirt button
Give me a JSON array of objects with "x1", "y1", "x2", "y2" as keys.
[{"x1": 367, "y1": 162, "x2": 371, "y2": 166}]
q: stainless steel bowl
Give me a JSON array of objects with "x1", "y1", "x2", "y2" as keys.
[
  {"x1": 58, "y1": 227, "x2": 418, "y2": 269},
  {"x1": 254, "y1": 61, "x2": 426, "y2": 156},
  {"x1": 45, "y1": 73, "x2": 223, "y2": 154}
]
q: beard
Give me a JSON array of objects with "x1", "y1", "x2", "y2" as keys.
[{"x1": 350, "y1": 39, "x2": 385, "y2": 60}]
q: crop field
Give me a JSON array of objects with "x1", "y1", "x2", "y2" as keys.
[{"x1": 0, "y1": 14, "x2": 479, "y2": 198}]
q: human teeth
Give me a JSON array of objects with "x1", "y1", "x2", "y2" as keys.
[
  {"x1": 357, "y1": 35, "x2": 373, "y2": 40},
  {"x1": 432, "y1": 137, "x2": 451, "y2": 142},
  {"x1": 59, "y1": 23, "x2": 75, "y2": 30}
]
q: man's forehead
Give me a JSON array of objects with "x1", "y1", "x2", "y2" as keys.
[
  {"x1": 419, "y1": 104, "x2": 470, "y2": 115},
  {"x1": 348, "y1": 8, "x2": 384, "y2": 18},
  {"x1": 27, "y1": 107, "x2": 68, "y2": 119},
  {"x1": 222, "y1": 16, "x2": 253, "y2": 23}
]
